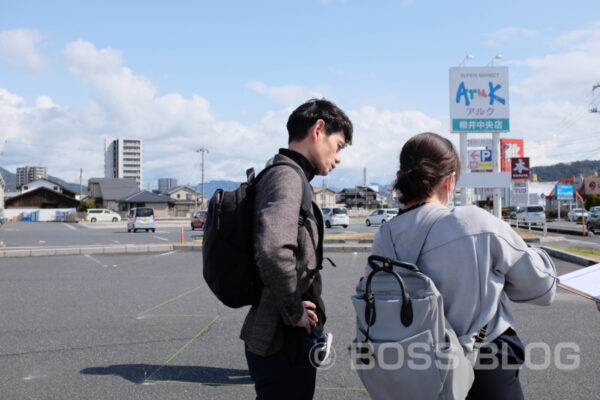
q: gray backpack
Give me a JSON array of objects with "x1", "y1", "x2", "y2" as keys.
[{"x1": 351, "y1": 208, "x2": 487, "y2": 400}]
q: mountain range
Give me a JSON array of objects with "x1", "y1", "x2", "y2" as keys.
[{"x1": 531, "y1": 160, "x2": 600, "y2": 182}]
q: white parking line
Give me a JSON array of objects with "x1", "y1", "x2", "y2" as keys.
[
  {"x1": 153, "y1": 236, "x2": 169, "y2": 241},
  {"x1": 157, "y1": 251, "x2": 177, "y2": 256},
  {"x1": 84, "y1": 254, "x2": 108, "y2": 268},
  {"x1": 61, "y1": 223, "x2": 77, "y2": 230}
]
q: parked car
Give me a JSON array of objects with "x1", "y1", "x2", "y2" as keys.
[
  {"x1": 501, "y1": 206, "x2": 518, "y2": 220},
  {"x1": 86, "y1": 208, "x2": 121, "y2": 223},
  {"x1": 321, "y1": 207, "x2": 349, "y2": 228},
  {"x1": 586, "y1": 209, "x2": 600, "y2": 234},
  {"x1": 191, "y1": 210, "x2": 208, "y2": 230},
  {"x1": 516, "y1": 205, "x2": 546, "y2": 226},
  {"x1": 127, "y1": 207, "x2": 156, "y2": 232},
  {"x1": 365, "y1": 209, "x2": 399, "y2": 226},
  {"x1": 567, "y1": 208, "x2": 589, "y2": 223}
]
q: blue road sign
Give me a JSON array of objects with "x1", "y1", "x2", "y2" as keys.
[{"x1": 556, "y1": 184, "x2": 574, "y2": 199}]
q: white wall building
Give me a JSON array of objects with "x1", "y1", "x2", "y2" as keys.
[
  {"x1": 104, "y1": 138, "x2": 143, "y2": 189},
  {"x1": 16, "y1": 166, "x2": 47, "y2": 188}
]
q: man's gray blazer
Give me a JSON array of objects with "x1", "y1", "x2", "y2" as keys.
[{"x1": 240, "y1": 153, "x2": 324, "y2": 357}]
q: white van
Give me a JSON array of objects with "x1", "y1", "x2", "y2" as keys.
[
  {"x1": 86, "y1": 209, "x2": 122, "y2": 223},
  {"x1": 516, "y1": 205, "x2": 546, "y2": 226}
]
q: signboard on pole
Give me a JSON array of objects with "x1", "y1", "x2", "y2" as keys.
[
  {"x1": 585, "y1": 177, "x2": 600, "y2": 196},
  {"x1": 467, "y1": 139, "x2": 492, "y2": 148},
  {"x1": 501, "y1": 139, "x2": 524, "y2": 172},
  {"x1": 456, "y1": 172, "x2": 511, "y2": 189},
  {"x1": 449, "y1": 66, "x2": 510, "y2": 133},
  {"x1": 510, "y1": 157, "x2": 530, "y2": 180},
  {"x1": 468, "y1": 150, "x2": 493, "y2": 170},
  {"x1": 556, "y1": 184, "x2": 574, "y2": 199},
  {"x1": 514, "y1": 181, "x2": 527, "y2": 194}
]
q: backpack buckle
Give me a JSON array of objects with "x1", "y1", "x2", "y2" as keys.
[{"x1": 474, "y1": 326, "x2": 488, "y2": 344}]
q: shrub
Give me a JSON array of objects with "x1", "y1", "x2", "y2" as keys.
[{"x1": 585, "y1": 194, "x2": 600, "y2": 210}]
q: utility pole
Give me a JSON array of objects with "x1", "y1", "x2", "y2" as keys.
[
  {"x1": 590, "y1": 83, "x2": 600, "y2": 113},
  {"x1": 79, "y1": 168, "x2": 83, "y2": 201},
  {"x1": 196, "y1": 147, "x2": 209, "y2": 209}
]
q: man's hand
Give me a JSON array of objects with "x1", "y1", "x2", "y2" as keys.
[{"x1": 295, "y1": 301, "x2": 318, "y2": 334}]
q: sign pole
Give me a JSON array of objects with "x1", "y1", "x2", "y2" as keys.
[
  {"x1": 460, "y1": 134, "x2": 468, "y2": 206},
  {"x1": 492, "y1": 132, "x2": 501, "y2": 218}
]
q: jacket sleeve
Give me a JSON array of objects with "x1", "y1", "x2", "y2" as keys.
[
  {"x1": 492, "y1": 224, "x2": 557, "y2": 306},
  {"x1": 253, "y1": 167, "x2": 305, "y2": 326}
]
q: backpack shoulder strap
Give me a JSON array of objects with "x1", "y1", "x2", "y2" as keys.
[
  {"x1": 253, "y1": 161, "x2": 313, "y2": 226},
  {"x1": 380, "y1": 205, "x2": 449, "y2": 265}
]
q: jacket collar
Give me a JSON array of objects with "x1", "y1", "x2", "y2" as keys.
[{"x1": 278, "y1": 148, "x2": 316, "y2": 182}]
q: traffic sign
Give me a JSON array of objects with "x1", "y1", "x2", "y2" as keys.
[{"x1": 510, "y1": 157, "x2": 530, "y2": 179}]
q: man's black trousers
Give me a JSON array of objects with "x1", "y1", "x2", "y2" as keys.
[{"x1": 245, "y1": 327, "x2": 317, "y2": 400}]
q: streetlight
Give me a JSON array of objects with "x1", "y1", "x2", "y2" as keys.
[
  {"x1": 458, "y1": 54, "x2": 473, "y2": 67},
  {"x1": 486, "y1": 53, "x2": 503, "y2": 66}
]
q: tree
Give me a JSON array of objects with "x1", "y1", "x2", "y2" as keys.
[
  {"x1": 585, "y1": 194, "x2": 600, "y2": 210},
  {"x1": 79, "y1": 197, "x2": 95, "y2": 212}
]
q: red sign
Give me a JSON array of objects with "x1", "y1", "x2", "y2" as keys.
[
  {"x1": 501, "y1": 139, "x2": 524, "y2": 172},
  {"x1": 511, "y1": 157, "x2": 530, "y2": 180}
]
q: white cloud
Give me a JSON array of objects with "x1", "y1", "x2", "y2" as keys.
[
  {"x1": 483, "y1": 27, "x2": 537, "y2": 47},
  {"x1": 518, "y1": 26, "x2": 600, "y2": 98},
  {"x1": 246, "y1": 80, "x2": 326, "y2": 106},
  {"x1": 0, "y1": 29, "x2": 46, "y2": 71},
  {"x1": 35, "y1": 95, "x2": 56, "y2": 109},
  {"x1": 0, "y1": 41, "x2": 288, "y2": 186},
  {"x1": 331, "y1": 107, "x2": 444, "y2": 187},
  {"x1": 511, "y1": 100, "x2": 600, "y2": 167}
]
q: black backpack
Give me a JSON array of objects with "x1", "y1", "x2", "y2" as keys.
[{"x1": 202, "y1": 161, "x2": 314, "y2": 308}]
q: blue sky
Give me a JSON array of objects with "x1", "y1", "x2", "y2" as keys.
[{"x1": 1, "y1": 0, "x2": 599, "y2": 189}]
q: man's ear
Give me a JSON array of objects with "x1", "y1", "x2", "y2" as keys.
[{"x1": 309, "y1": 119, "x2": 325, "y2": 141}]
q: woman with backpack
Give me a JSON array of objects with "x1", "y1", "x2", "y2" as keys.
[{"x1": 354, "y1": 132, "x2": 556, "y2": 399}]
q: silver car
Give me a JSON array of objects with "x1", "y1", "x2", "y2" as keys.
[
  {"x1": 127, "y1": 207, "x2": 156, "y2": 232},
  {"x1": 567, "y1": 208, "x2": 589, "y2": 223},
  {"x1": 365, "y1": 209, "x2": 398, "y2": 226}
]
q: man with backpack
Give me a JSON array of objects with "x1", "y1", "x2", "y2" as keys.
[{"x1": 241, "y1": 98, "x2": 353, "y2": 399}]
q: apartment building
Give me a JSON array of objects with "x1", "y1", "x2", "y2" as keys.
[
  {"x1": 16, "y1": 166, "x2": 47, "y2": 188},
  {"x1": 104, "y1": 138, "x2": 143, "y2": 189},
  {"x1": 158, "y1": 178, "x2": 178, "y2": 193}
]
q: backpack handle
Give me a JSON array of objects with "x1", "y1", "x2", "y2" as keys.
[{"x1": 364, "y1": 255, "x2": 414, "y2": 327}]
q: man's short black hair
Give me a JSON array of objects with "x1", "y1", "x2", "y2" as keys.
[{"x1": 286, "y1": 98, "x2": 353, "y2": 145}]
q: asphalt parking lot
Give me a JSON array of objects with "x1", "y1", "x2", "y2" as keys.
[
  {"x1": 0, "y1": 221, "x2": 198, "y2": 248},
  {"x1": 0, "y1": 250, "x2": 598, "y2": 399}
]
